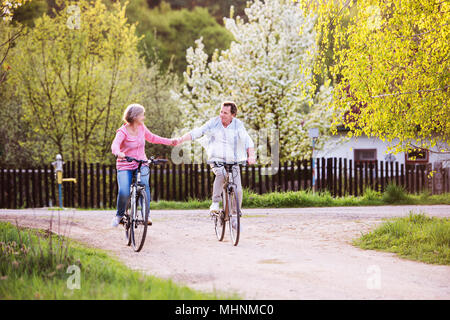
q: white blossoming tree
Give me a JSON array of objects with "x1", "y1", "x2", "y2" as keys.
[{"x1": 173, "y1": 0, "x2": 335, "y2": 162}]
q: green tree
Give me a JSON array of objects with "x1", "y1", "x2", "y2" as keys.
[
  {"x1": 7, "y1": 0, "x2": 142, "y2": 164},
  {"x1": 165, "y1": 0, "x2": 248, "y2": 24},
  {"x1": 299, "y1": 0, "x2": 450, "y2": 154},
  {"x1": 125, "y1": 0, "x2": 234, "y2": 76},
  {"x1": 174, "y1": 0, "x2": 334, "y2": 162},
  {"x1": 9, "y1": 0, "x2": 47, "y2": 26}
]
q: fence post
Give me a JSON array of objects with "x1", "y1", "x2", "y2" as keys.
[
  {"x1": 94, "y1": 163, "x2": 99, "y2": 208},
  {"x1": 374, "y1": 161, "x2": 378, "y2": 192},
  {"x1": 165, "y1": 162, "x2": 170, "y2": 200},
  {"x1": 332, "y1": 158, "x2": 337, "y2": 196},
  {"x1": 173, "y1": 163, "x2": 178, "y2": 201},
  {"x1": 364, "y1": 161, "x2": 368, "y2": 192},
  {"x1": 206, "y1": 164, "x2": 212, "y2": 199},
  {"x1": 338, "y1": 158, "x2": 342, "y2": 197},
  {"x1": 200, "y1": 162, "x2": 205, "y2": 200},
  {"x1": 102, "y1": 164, "x2": 107, "y2": 208},
  {"x1": 15, "y1": 168, "x2": 22, "y2": 208},
  {"x1": 326, "y1": 158, "x2": 332, "y2": 195},
  {"x1": 296, "y1": 160, "x2": 301, "y2": 191},
  {"x1": 343, "y1": 158, "x2": 347, "y2": 195},
  {"x1": 415, "y1": 164, "x2": 420, "y2": 194},
  {"x1": 109, "y1": 165, "x2": 114, "y2": 208},
  {"x1": 395, "y1": 162, "x2": 399, "y2": 186},
  {"x1": 400, "y1": 163, "x2": 405, "y2": 190},
  {"x1": 11, "y1": 169, "x2": 17, "y2": 209},
  {"x1": 359, "y1": 162, "x2": 364, "y2": 196}
]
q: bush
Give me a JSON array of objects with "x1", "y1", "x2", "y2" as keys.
[
  {"x1": 382, "y1": 183, "x2": 409, "y2": 204},
  {"x1": 363, "y1": 187, "x2": 382, "y2": 201}
]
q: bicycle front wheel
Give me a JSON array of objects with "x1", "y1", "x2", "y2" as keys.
[
  {"x1": 131, "y1": 189, "x2": 149, "y2": 252},
  {"x1": 124, "y1": 198, "x2": 132, "y2": 246},
  {"x1": 214, "y1": 210, "x2": 226, "y2": 241},
  {"x1": 214, "y1": 192, "x2": 226, "y2": 241},
  {"x1": 228, "y1": 189, "x2": 241, "y2": 246}
]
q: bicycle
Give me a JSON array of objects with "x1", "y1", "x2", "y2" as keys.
[
  {"x1": 208, "y1": 160, "x2": 247, "y2": 246},
  {"x1": 120, "y1": 156, "x2": 167, "y2": 252}
]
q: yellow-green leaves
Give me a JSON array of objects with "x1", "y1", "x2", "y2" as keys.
[{"x1": 299, "y1": 0, "x2": 449, "y2": 153}]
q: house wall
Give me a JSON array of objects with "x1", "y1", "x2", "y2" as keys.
[{"x1": 315, "y1": 134, "x2": 450, "y2": 166}]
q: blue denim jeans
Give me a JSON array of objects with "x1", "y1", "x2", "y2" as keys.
[{"x1": 116, "y1": 166, "x2": 151, "y2": 217}]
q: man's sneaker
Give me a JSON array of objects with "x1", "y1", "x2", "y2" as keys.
[
  {"x1": 147, "y1": 216, "x2": 153, "y2": 226},
  {"x1": 111, "y1": 215, "x2": 122, "y2": 228},
  {"x1": 209, "y1": 202, "x2": 220, "y2": 213}
]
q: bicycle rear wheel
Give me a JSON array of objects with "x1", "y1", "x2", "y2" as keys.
[
  {"x1": 228, "y1": 189, "x2": 241, "y2": 246},
  {"x1": 131, "y1": 189, "x2": 149, "y2": 252}
]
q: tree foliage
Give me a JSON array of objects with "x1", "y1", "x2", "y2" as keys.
[
  {"x1": 162, "y1": 0, "x2": 249, "y2": 24},
  {"x1": 173, "y1": 0, "x2": 335, "y2": 162},
  {"x1": 125, "y1": 0, "x2": 234, "y2": 76},
  {"x1": 299, "y1": 0, "x2": 450, "y2": 154},
  {"x1": 7, "y1": 0, "x2": 142, "y2": 163}
]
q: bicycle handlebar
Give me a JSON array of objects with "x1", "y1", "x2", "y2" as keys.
[
  {"x1": 207, "y1": 160, "x2": 248, "y2": 167},
  {"x1": 120, "y1": 156, "x2": 168, "y2": 165}
]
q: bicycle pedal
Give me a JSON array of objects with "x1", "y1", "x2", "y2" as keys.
[{"x1": 209, "y1": 211, "x2": 219, "y2": 218}]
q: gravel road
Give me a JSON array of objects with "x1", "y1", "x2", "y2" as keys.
[{"x1": 1, "y1": 205, "x2": 449, "y2": 299}]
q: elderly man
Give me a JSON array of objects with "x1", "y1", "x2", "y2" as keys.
[{"x1": 176, "y1": 101, "x2": 256, "y2": 214}]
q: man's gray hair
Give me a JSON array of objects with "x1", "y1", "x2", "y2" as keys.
[{"x1": 123, "y1": 103, "x2": 145, "y2": 124}]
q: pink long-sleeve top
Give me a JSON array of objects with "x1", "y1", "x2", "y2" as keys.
[{"x1": 111, "y1": 123, "x2": 172, "y2": 170}]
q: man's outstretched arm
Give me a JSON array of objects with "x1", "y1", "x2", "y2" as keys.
[{"x1": 175, "y1": 118, "x2": 214, "y2": 145}]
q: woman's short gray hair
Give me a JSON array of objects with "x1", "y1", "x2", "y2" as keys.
[{"x1": 123, "y1": 103, "x2": 145, "y2": 124}]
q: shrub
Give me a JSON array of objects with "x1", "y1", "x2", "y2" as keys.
[{"x1": 382, "y1": 183, "x2": 409, "y2": 203}]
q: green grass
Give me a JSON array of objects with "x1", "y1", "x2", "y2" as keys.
[
  {"x1": 354, "y1": 212, "x2": 450, "y2": 265},
  {"x1": 147, "y1": 187, "x2": 450, "y2": 210},
  {"x1": 0, "y1": 221, "x2": 237, "y2": 299}
]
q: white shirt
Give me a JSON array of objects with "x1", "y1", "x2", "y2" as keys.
[{"x1": 189, "y1": 116, "x2": 254, "y2": 162}]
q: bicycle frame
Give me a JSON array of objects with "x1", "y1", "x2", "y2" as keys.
[
  {"x1": 221, "y1": 166, "x2": 238, "y2": 220},
  {"x1": 209, "y1": 161, "x2": 246, "y2": 218}
]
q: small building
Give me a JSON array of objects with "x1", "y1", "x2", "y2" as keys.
[{"x1": 315, "y1": 126, "x2": 450, "y2": 167}]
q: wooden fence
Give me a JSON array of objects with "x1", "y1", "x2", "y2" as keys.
[{"x1": 0, "y1": 158, "x2": 448, "y2": 209}]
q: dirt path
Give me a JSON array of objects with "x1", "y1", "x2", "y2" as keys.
[{"x1": 1, "y1": 205, "x2": 449, "y2": 299}]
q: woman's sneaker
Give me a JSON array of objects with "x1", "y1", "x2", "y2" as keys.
[
  {"x1": 147, "y1": 216, "x2": 152, "y2": 226},
  {"x1": 111, "y1": 215, "x2": 123, "y2": 227}
]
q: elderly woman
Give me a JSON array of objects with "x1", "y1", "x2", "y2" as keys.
[{"x1": 111, "y1": 104, "x2": 176, "y2": 227}]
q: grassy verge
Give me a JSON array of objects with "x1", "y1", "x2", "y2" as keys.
[
  {"x1": 0, "y1": 221, "x2": 236, "y2": 299},
  {"x1": 148, "y1": 185, "x2": 450, "y2": 210},
  {"x1": 353, "y1": 212, "x2": 450, "y2": 265}
]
